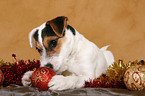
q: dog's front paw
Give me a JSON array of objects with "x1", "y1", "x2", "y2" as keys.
[
  {"x1": 48, "y1": 75, "x2": 71, "y2": 90},
  {"x1": 21, "y1": 71, "x2": 34, "y2": 86}
]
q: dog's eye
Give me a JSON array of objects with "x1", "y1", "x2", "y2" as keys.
[{"x1": 49, "y1": 39, "x2": 58, "y2": 50}]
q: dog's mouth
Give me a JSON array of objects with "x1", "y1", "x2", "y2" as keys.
[{"x1": 44, "y1": 63, "x2": 53, "y2": 69}]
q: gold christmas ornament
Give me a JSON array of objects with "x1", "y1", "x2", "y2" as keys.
[{"x1": 124, "y1": 65, "x2": 145, "y2": 91}]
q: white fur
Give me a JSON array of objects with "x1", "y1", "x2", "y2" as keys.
[
  {"x1": 22, "y1": 22, "x2": 114, "y2": 90},
  {"x1": 29, "y1": 28, "x2": 38, "y2": 48},
  {"x1": 21, "y1": 71, "x2": 34, "y2": 86}
]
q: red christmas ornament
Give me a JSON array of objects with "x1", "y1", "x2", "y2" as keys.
[{"x1": 31, "y1": 67, "x2": 56, "y2": 90}]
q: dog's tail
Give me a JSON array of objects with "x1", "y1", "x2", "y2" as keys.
[
  {"x1": 100, "y1": 45, "x2": 114, "y2": 67},
  {"x1": 95, "y1": 45, "x2": 114, "y2": 78}
]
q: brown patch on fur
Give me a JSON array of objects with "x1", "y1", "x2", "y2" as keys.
[
  {"x1": 46, "y1": 16, "x2": 68, "y2": 37},
  {"x1": 43, "y1": 36, "x2": 66, "y2": 56},
  {"x1": 43, "y1": 36, "x2": 58, "y2": 50},
  {"x1": 61, "y1": 70, "x2": 72, "y2": 76}
]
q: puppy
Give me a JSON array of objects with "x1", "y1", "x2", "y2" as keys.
[{"x1": 22, "y1": 16, "x2": 114, "y2": 90}]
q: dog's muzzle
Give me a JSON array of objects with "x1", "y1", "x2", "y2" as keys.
[{"x1": 44, "y1": 63, "x2": 53, "y2": 69}]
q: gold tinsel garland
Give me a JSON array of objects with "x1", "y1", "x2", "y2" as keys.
[
  {"x1": 85, "y1": 60, "x2": 145, "y2": 88},
  {"x1": 106, "y1": 60, "x2": 144, "y2": 82}
]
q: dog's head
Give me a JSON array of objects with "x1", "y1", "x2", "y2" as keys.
[
  {"x1": 29, "y1": 16, "x2": 68, "y2": 55},
  {"x1": 29, "y1": 16, "x2": 76, "y2": 68}
]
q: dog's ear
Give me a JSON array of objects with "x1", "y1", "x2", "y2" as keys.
[
  {"x1": 29, "y1": 27, "x2": 38, "y2": 48},
  {"x1": 46, "y1": 16, "x2": 68, "y2": 37}
]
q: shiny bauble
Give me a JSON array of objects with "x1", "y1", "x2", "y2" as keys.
[
  {"x1": 31, "y1": 67, "x2": 56, "y2": 90},
  {"x1": 124, "y1": 65, "x2": 145, "y2": 91}
]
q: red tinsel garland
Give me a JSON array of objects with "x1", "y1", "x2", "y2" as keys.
[
  {"x1": 1, "y1": 54, "x2": 141, "y2": 89},
  {"x1": 84, "y1": 74, "x2": 126, "y2": 88},
  {"x1": 0, "y1": 54, "x2": 40, "y2": 87},
  {"x1": 0, "y1": 54, "x2": 126, "y2": 88}
]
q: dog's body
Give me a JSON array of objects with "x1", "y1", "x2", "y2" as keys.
[{"x1": 22, "y1": 16, "x2": 114, "y2": 90}]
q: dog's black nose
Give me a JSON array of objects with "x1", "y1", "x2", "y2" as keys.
[{"x1": 45, "y1": 63, "x2": 53, "y2": 69}]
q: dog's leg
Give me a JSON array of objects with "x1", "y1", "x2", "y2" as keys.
[
  {"x1": 21, "y1": 71, "x2": 34, "y2": 86},
  {"x1": 48, "y1": 75, "x2": 88, "y2": 90}
]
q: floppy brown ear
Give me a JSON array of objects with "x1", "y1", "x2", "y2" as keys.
[{"x1": 46, "y1": 16, "x2": 68, "y2": 37}]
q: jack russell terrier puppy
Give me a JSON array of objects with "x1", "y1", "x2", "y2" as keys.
[{"x1": 22, "y1": 16, "x2": 114, "y2": 90}]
